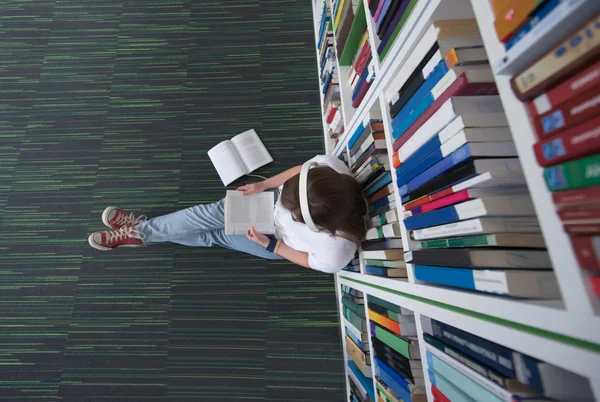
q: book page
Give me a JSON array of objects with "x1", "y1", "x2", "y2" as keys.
[
  {"x1": 231, "y1": 129, "x2": 273, "y2": 173},
  {"x1": 224, "y1": 190, "x2": 275, "y2": 235},
  {"x1": 207, "y1": 140, "x2": 248, "y2": 186}
]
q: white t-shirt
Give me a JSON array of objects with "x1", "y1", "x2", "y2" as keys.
[{"x1": 273, "y1": 155, "x2": 358, "y2": 274}]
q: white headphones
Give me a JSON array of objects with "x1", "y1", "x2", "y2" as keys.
[{"x1": 299, "y1": 161, "x2": 320, "y2": 232}]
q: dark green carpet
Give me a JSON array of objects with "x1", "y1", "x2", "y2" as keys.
[{"x1": 0, "y1": 0, "x2": 346, "y2": 400}]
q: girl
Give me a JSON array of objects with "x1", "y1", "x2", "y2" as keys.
[{"x1": 88, "y1": 155, "x2": 367, "y2": 273}]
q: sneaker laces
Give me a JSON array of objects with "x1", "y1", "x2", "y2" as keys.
[
  {"x1": 114, "y1": 210, "x2": 147, "y2": 227},
  {"x1": 107, "y1": 226, "x2": 146, "y2": 243}
]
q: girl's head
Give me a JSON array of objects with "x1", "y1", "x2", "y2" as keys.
[{"x1": 280, "y1": 166, "x2": 366, "y2": 243}]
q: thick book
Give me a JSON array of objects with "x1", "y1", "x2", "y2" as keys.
[
  {"x1": 361, "y1": 249, "x2": 404, "y2": 260},
  {"x1": 224, "y1": 191, "x2": 275, "y2": 235},
  {"x1": 403, "y1": 195, "x2": 535, "y2": 231},
  {"x1": 406, "y1": 248, "x2": 551, "y2": 269},
  {"x1": 369, "y1": 306, "x2": 415, "y2": 326},
  {"x1": 564, "y1": 223, "x2": 600, "y2": 235},
  {"x1": 416, "y1": 233, "x2": 546, "y2": 249},
  {"x1": 372, "y1": 323, "x2": 420, "y2": 359},
  {"x1": 366, "y1": 209, "x2": 398, "y2": 229},
  {"x1": 571, "y1": 236, "x2": 600, "y2": 270},
  {"x1": 415, "y1": 265, "x2": 559, "y2": 298},
  {"x1": 552, "y1": 185, "x2": 600, "y2": 209},
  {"x1": 428, "y1": 368, "x2": 473, "y2": 402},
  {"x1": 368, "y1": 201, "x2": 397, "y2": 219},
  {"x1": 527, "y1": 59, "x2": 600, "y2": 117},
  {"x1": 378, "y1": 0, "x2": 417, "y2": 58},
  {"x1": 347, "y1": 328, "x2": 368, "y2": 351},
  {"x1": 533, "y1": 85, "x2": 600, "y2": 140},
  {"x1": 365, "y1": 222, "x2": 401, "y2": 240},
  {"x1": 364, "y1": 259, "x2": 406, "y2": 268},
  {"x1": 348, "y1": 360, "x2": 376, "y2": 402},
  {"x1": 423, "y1": 333, "x2": 539, "y2": 394},
  {"x1": 367, "y1": 181, "x2": 393, "y2": 204},
  {"x1": 368, "y1": 183, "x2": 395, "y2": 205},
  {"x1": 493, "y1": 0, "x2": 545, "y2": 42},
  {"x1": 364, "y1": 172, "x2": 393, "y2": 197},
  {"x1": 544, "y1": 153, "x2": 600, "y2": 191},
  {"x1": 405, "y1": 187, "x2": 528, "y2": 218},
  {"x1": 534, "y1": 115, "x2": 600, "y2": 167},
  {"x1": 347, "y1": 342, "x2": 373, "y2": 379},
  {"x1": 375, "y1": 360, "x2": 426, "y2": 402},
  {"x1": 348, "y1": 111, "x2": 383, "y2": 149},
  {"x1": 511, "y1": 14, "x2": 600, "y2": 101},
  {"x1": 370, "y1": 309, "x2": 417, "y2": 336},
  {"x1": 365, "y1": 265, "x2": 408, "y2": 278},
  {"x1": 402, "y1": 158, "x2": 524, "y2": 205},
  {"x1": 504, "y1": 0, "x2": 561, "y2": 51},
  {"x1": 559, "y1": 204, "x2": 600, "y2": 225},
  {"x1": 362, "y1": 238, "x2": 403, "y2": 251},
  {"x1": 378, "y1": 0, "x2": 403, "y2": 37},
  {"x1": 351, "y1": 132, "x2": 386, "y2": 158},
  {"x1": 396, "y1": 105, "x2": 508, "y2": 167},
  {"x1": 411, "y1": 217, "x2": 541, "y2": 241},
  {"x1": 397, "y1": 142, "x2": 517, "y2": 195},
  {"x1": 392, "y1": 82, "x2": 502, "y2": 153},
  {"x1": 342, "y1": 296, "x2": 366, "y2": 318},
  {"x1": 208, "y1": 129, "x2": 273, "y2": 186},
  {"x1": 368, "y1": 295, "x2": 413, "y2": 315}
]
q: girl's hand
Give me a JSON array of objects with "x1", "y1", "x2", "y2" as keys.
[
  {"x1": 237, "y1": 182, "x2": 266, "y2": 196},
  {"x1": 246, "y1": 226, "x2": 270, "y2": 248}
]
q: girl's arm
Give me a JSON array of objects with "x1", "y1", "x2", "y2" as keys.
[
  {"x1": 238, "y1": 165, "x2": 302, "y2": 195},
  {"x1": 247, "y1": 227, "x2": 311, "y2": 269}
]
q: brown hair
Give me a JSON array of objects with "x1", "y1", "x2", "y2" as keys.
[{"x1": 280, "y1": 166, "x2": 366, "y2": 244}]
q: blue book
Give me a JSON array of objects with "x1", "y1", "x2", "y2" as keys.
[
  {"x1": 430, "y1": 319, "x2": 516, "y2": 378},
  {"x1": 391, "y1": 60, "x2": 449, "y2": 132},
  {"x1": 396, "y1": 143, "x2": 446, "y2": 189},
  {"x1": 505, "y1": 0, "x2": 561, "y2": 50},
  {"x1": 428, "y1": 369, "x2": 476, "y2": 402},
  {"x1": 322, "y1": 71, "x2": 333, "y2": 94},
  {"x1": 364, "y1": 172, "x2": 392, "y2": 197},
  {"x1": 403, "y1": 203, "x2": 462, "y2": 230},
  {"x1": 352, "y1": 67, "x2": 370, "y2": 101},
  {"x1": 395, "y1": 133, "x2": 444, "y2": 179},
  {"x1": 399, "y1": 143, "x2": 474, "y2": 196},
  {"x1": 348, "y1": 360, "x2": 375, "y2": 401},
  {"x1": 370, "y1": 195, "x2": 393, "y2": 211},
  {"x1": 392, "y1": 93, "x2": 435, "y2": 140},
  {"x1": 374, "y1": 357, "x2": 411, "y2": 393},
  {"x1": 346, "y1": 327, "x2": 366, "y2": 350},
  {"x1": 375, "y1": 0, "x2": 393, "y2": 28}
]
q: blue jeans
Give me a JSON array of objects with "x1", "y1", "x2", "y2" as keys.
[{"x1": 137, "y1": 199, "x2": 284, "y2": 260}]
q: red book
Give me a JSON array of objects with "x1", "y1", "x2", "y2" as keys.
[
  {"x1": 591, "y1": 276, "x2": 600, "y2": 298},
  {"x1": 564, "y1": 224, "x2": 600, "y2": 235},
  {"x1": 368, "y1": 184, "x2": 393, "y2": 204},
  {"x1": 402, "y1": 186, "x2": 455, "y2": 209},
  {"x1": 326, "y1": 105, "x2": 338, "y2": 124},
  {"x1": 527, "y1": 59, "x2": 600, "y2": 118},
  {"x1": 533, "y1": 85, "x2": 600, "y2": 140},
  {"x1": 559, "y1": 205, "x2": 600, "y2": 225},
  {"x1": 571, "y1": 236, "x2": 600, "y2": 271},
  {"x1": 431, "y1": 385, "x2": 451, "y2": 402},
  {"x1": 406, "y1": 189, "x2": 472, "y2": 216},
  {"x1": 533, "y1": 115, "x2": 600, "y2": 167},
  {"x1": 553, "y1": 186, "x2": 600, "y2": 209},
  {"x1": 352, "y1": 81, "x2": 372, "y2": 108},
  {"x1": 354, "y1": 43, "x2": 372, "y2": 75},
  {"x1": 392, "y1": 74, "x2": 498, "y2": 151}
]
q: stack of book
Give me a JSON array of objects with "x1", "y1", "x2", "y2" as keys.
[
  {"x1": 332, "y1": 0, "x2": 361, "y2": 56},
  {"x1": 342, "y1": 285, "x2": 375, "y2": 402},
  {"x1": 368, "y1": 0, "x2": 419, "y2": 60},
  {"x1": 386, "y1": 20, "x2": 560, "y2": 299},
  {"x1": 343, "y1": 255, "x2": 360, "y2": 273},
  {"x1": 509, "y1": 14, "x2": 600, "y2": 298},
  {"x1": 422, "y1": 316, "x2": 594, "y2": 401},
  {"x1": 350, "y1": 29, "x2": 374, "y2": 109},
  {"x1": 368, "y1": 296, "x2": 425, "y2": 402}
]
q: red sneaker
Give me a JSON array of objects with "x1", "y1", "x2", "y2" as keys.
[
  {"x1": 102, "y1": 206, "x2": 146, "y2": 229},
  {"x1": 88, "y1": 226, "x2": 145, "y2": 251}
]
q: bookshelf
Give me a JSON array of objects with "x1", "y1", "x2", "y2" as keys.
[{"x1": 314, "y1": 0, "x2": 600, "y2": 400}]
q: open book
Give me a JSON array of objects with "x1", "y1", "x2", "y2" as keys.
[
  {"x1": 224, "y1": 190, "x2": 275, "y2": 235},
  {"x1": 208, "y1": 129, "x2": 273, "y2": 186}
]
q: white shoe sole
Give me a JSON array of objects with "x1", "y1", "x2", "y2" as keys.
[
  {"x1": 102, "y1": 206, "x2": 118, "y2": 228},
  {"x1": 88, "y1": 233, "x2": 142, "y2": 251}
]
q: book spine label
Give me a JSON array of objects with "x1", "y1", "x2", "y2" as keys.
[
  {"x1": 571, "y1": 236, "x2": 600, "y2": 270},
  {"x1": 534, "y1": 115, "x2": 600, "y2": 166},
  {"x1": 528, "y1": 59, "x2": 600, "y2": 117},
  {"x1": 544, "y1": 153, "x2": 600, "y2": 191},
  {"x1": 552, "y1": 186, "x2": 600, "y2": 208},
  {"x1": 511, "y1": 15, "x2": 600, "y2": 101},
  {"x1": 533, "y1": 87, "x2": 600, "y2": 139}
]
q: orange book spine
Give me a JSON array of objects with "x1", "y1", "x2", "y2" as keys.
[
  {"x1": 369, "y1": 310, "x2": 400, "y2": 335},
  {"x1": 493, "y1": 0, "x2": 539, "y2": 42}
]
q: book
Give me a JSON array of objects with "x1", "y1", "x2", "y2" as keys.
[
  {"x1": 224, "y1": 191, "x2": 275, "y2": 235},
  {"x1": 423, "y1": 333, "x2": 538, "y2": 394},
  {"x1": 405, "y1": 187, "x2": 528, "y2": 218},
  {"x1": 559, "y1": 204, "x2": 600, "y2": 224},
  {"x1": 397, "y1": 142, "x2": 518, "y2": 195},
  {"x1": 372, "y1": 324, "x2": 420, "y2": 359},
  {"x1": 534, "y1": 115, "x2": 600, "y2": 167},
  {"x1": 405, "y1": 249, "x2": 551, "y2": 269},
  {"x1": 348, "y1": 111, "x2": 384, "y2": 149},
  {"x1": 362, "y1": 238, "x2": 404, "y2": 251},
  {"x1": 533, "y1": 85, "x2": 600, "y2": 140},
  {"x1": 552, "y1": 185, "x2": 600, "y2": 208},
  {"x1": 375, "y1": 364, "x2": 426, "y2": 402},
  {"x1": 366, "y1": 209, "x2": 398, "y2": 229},
  {"x1": 403, "y1": 195, "x2": 535, "y2": 231},
  {"x1": 352, "y1": 143, "x2": 387, "y2": 172},
  {"x1": 351, "y1": 132, "x2": 387, "y2": 158},
  {"x1": 208, "y1": 129, "x2": 273, "y2": 186},
  {"x1": 427, "y1": 369, "x2": 474, "y2": 402},
  {"x1": 592, "y1": 276, "x2": 600, "y2": 297},
  {"x1": 368, "y1": 295, "x2": 413, "y2": 315},
  {"x1": 415, "y1": 265, "x2": 559, "y2": 298},
  {"x1": 373, "y1": 338, "x2": 422, "y2": 374},
  {"x1": 350, "y1": 123, "x2": 385, "y2": 156},
  {"x1": 365, "y1": 265, "x2": 408, "y2": 278},
  {"x1": 402, "y1": 159, "x2": 524, "y2": 205},
  {"x1": 544, "y1": 153, "x2": 600, "y2": 191},
  {"x1": 493, "y1": 0, "x2": 546, "y2": 42},
  {"x1": 379, "y1": 0, "x2": 418, "y2": 59},
  {"x1": 348, "y1": 360, "x2": 376, "y2": 401},
  {"x1": 347, "y1": 333, "x2": 371, "y2": 365},
  {"x1": 345, "y1": 307, "x2": 368, "y2": 333},
  {"x1": 396, "y1": 109, "x2": 509, "y2": 168},
  {"x1": 347, "y1": 341, "x2": 373, "y2": 378},
  {"x1": 364, "y1": 259, "x2": 406, "y2": 268},
  {"x1": 368, "y1": 183, "x2": 395, "y2": 205},
  {"x1": 343, "y1": 296, "x2": 366, "y2": 318},
  {"x1": 431, "y1": 385, "x2": 452, "y2": 402},
  {"x1": 564, "y1": 223, "x2": 600, "y2": 235},
  {"x1": 416, "y1": 233, "x2": 546, "y2": 249},
  {"x1": 527, "y1": 57, "x2": 600, "y2": 117},
  {"x1": 504, "y1": 0, "x2": 561, "y2": 51},
  {"x1": 370, "y1": 310, "x2": 417, "y2": 336},
  {"x1": 361, "y1": 249, "x2": 404, "y2": 260},
  {"x1": 364, "y1": 172, "x2": 393, "y2": 198},
  {"x1": 347, "y1": 328, "x2": 368, "y2": 351},
  {"x1": 366, "y1": 222, "x2": 401, "y2": 240},
  {"x1": 365, "y1": 170, "x2": 393, "y2": 194},
  {"x1": 368, "y1": 201, "x2": 397, "y2": 219},
  {"x1": 444, "y1": 47, "x2": 488, "y2": 68},
  {"x1": 392, "y1": 83, "x2": 502, "y2": 153},
  {"x1": 571, "y1": 236, "x2": 600, "y2": 270},
  {"x1": 511, "y1": 14, "x2": 600, "y2": 101},
  {"x1": 411, "y1": 216, "x2": 540, "y2": 240}
]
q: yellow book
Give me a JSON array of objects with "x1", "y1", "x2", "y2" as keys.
[{"x1": 334, "y1": 0, "x2": 347, "y2": 30}]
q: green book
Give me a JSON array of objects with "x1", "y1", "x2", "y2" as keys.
[
  {"x1": 373, "y1": 323, "x2": 419, "y2": 359},
  {"x1": 345, "y1": 307, "x2": 366, "y2": 332},
  {"x1": 418, "y1": 233, "x2": 546, "y2": 249},
  {"x1": 339, "y1": 0, "x2": 366, "y2": 65},
  {"x1": 368, "y1": 295, "x2": 402, "y2": 313},
  {"x1": 364, "y1": 259, "x2": 405, "y2": 268},
  {"x1": 380, "y1": 0, "x2": 418, "y2": 61},
  {"x1": 342, "y1": 296, "x2": 365, "y2": 319},
  {"x1": 544, "y1": 153, "x2": 600, "y2": 191}
]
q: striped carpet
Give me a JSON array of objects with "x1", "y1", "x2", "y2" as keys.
[{"x1": 0, "y1": 0, "x2": 346, "y2": 400}]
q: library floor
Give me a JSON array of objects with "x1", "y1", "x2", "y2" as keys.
[{"x1": 0, "y1": 1, "x2": 346, "y2": 401}]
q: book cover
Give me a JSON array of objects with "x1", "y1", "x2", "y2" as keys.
[
  {"x1": 411, "y1": 216, "x2": 541, "y2": 240},
  {"x1": 544, "y1": 153, "x2": 600, "y2": 191},
  {"x1": 364, "y1": 259, "x2": 406, "y2": 268},
  {"x1": 362, "y1": 239, "x2": 403, "y2": 251},
  {"x1": 504, "y1": 0, "x2": 560, "y2": 51},
  {"x1": 368, "y1": 183, "x2": 395, "y2": 204},
  {"x1": 370, "y1": 309, "x2": 417, "y2": 336},
  {"x1": 493, "y1": 0, "x2": 545, "y2": 42},
  {"x1": 406, "y1": 248, "x2": 551, "y2": 269},
  {"x1": 559, "y1": 204, "x2": 600, "y2": 224},
  {"x1": 361, "y1": 249, "x2": 404, "y2": 260},
  {"x1": 364, "y1": 172, "x2": 393, "y2": 197},
  {"x1": 417, "y1": 233, "x2": 546, "y2": 249},
  {"x1": 342, "y1": 296, "x2": 366, "y2": 318},
  {"x1": 533, "y1": 85, "x2": 600, "y2": 139},
  {"x1": 373, "y1": 323, "x2": 420, "y2": 359},
  {"x1": 365, "y1": 265, "x2": 408, "y2": 277},
  {"x1": 528, "y1": 58, "x2": 600, "y2": 117},
  {"x1": 552, "y1": 185, "x2": 600, "y2": 208},
  {"x1": 571, "y1": 235, "x2": 600, "y2": 270},
  {"x1": 427, "y1": 368, "x2": 474, "y2": 402},
  {"x1": 511, "y1": 14, "x2": 600, "y2": 101},
  {"x1": 375, "y1": 359, "x2": 426, "y2": 401}
]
